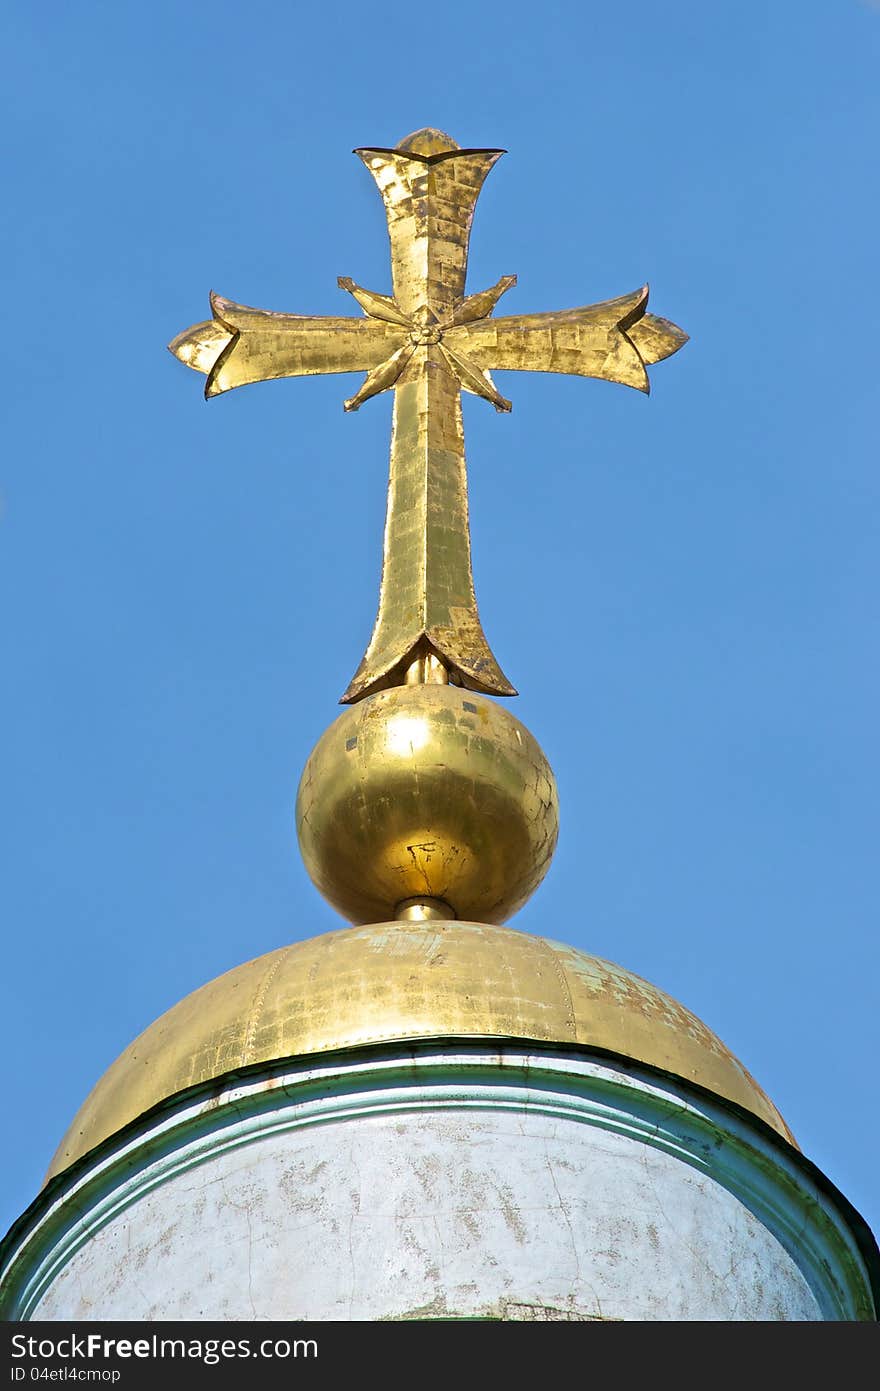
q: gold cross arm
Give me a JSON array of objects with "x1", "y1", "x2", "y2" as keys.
[
  {"x1": 169, "y1": 291, "x2": 405, "y2": 398},
  {"x1": 444, "y1": 286, "x2": 687, "y2": 395},
  {"x1": 173, "y1": 279, "x2": 685, "y2": 404},
  {"x1": 169, "y1": 128, "x2": 687, "y2": 702}
]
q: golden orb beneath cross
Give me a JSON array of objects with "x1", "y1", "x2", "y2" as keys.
[{"x1": 296, "y1": 685, "x2": 558, "y2": 925}]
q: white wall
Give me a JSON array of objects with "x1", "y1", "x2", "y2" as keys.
[{"x1": 3, "y1": 1049, "x2": 872, "y2": 1321}]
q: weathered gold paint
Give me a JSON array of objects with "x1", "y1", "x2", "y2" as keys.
[
  {"x1": 169, "y1": 128, "x2": 687, "y2": 701},
  {"x1": 296, "y1": 685, "x2": 558, "y2": 925},
  {"x1": 47, "y1": 920, "x2": 794, "y2": 1179}
]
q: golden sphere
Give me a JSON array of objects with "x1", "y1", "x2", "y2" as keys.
[{"x1": 296, "y1": 685, "x2": 558, "y2": 924}]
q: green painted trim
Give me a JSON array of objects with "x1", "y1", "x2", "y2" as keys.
[{"x1": 1, "y1": 1046, "x2": 875, "y2": 1322}]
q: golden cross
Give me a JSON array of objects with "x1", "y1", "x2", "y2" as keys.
[{"x1": 169, "y1": 127, "x2": 687, "y2": 702}]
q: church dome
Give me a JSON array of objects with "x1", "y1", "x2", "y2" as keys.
[{"x1": 47, "y1": 919, "x2": 793, "y2": 1179}]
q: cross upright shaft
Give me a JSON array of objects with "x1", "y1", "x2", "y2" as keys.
[
  {"x1": 169, "y1": 127, "x2": 687, "y2": 702},
  {"x1": 342, "y1": 132, "x2": 516, "y2": 701}
]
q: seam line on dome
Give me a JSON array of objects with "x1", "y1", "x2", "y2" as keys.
[
  {"x1": 538, "y1": 940, "x2": 577, "y2": 1040},
  {"x1": 243, "y1": 949, "x2": 293, "y2": 1063}
]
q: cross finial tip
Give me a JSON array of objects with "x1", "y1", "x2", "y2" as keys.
[{"x1": 396, "y1": 128, "x2": 460, "y2": 156}]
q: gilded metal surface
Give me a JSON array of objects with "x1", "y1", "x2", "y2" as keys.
[
  {"x1": 296, "y1": 684, "x2": 558, "y2": 925},
  {"x1": 396, "y1": 898, "x2": 455, "y2": 921},
  {"x1": 405, "y1": 651, "x2": 449, "y2": 686},
  {"x1": 46, "y1": 920, "x2": 794, "y2": 1178},
  {"x1": 169, "y1": 128, "x2": 687, "y2": 702}
]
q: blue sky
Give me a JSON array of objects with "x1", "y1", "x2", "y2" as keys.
[{"x1": 2, "y1": 1, "x2": 878, "y2": 1254}]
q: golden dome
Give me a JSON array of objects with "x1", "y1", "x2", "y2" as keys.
[{"x1": 48, "y1": 920, "x2": 793, "y2": 1179}]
